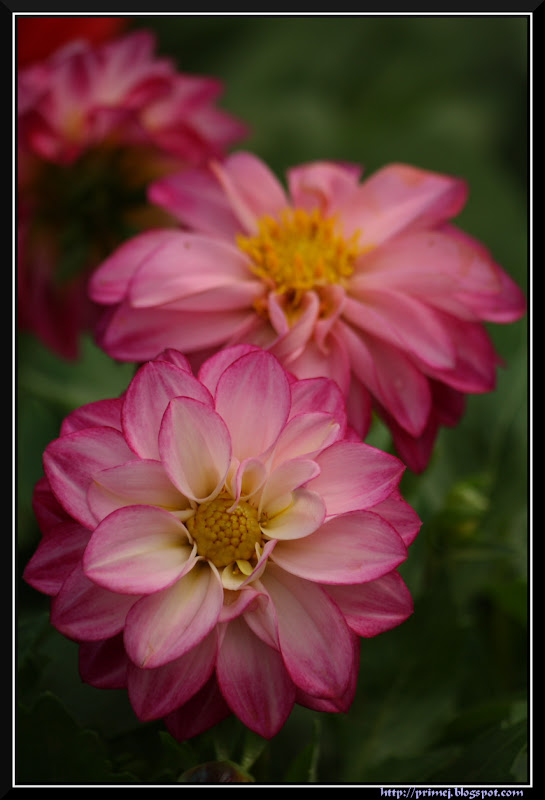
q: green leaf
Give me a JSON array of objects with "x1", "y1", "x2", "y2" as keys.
[
  {"x1": 17, "y1": 693, "x2": 138, "y2": 785},
  {"x1": 283, "y1": 717, "x2": 321, "y2": 783},
  {"x1": 430, "y1": 719, "x2": 528, "y2": 783}
]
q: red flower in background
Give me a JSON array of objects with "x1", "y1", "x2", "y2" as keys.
[
  {"x1": 17, "y1": 16, "x2": 128, "y2": 66},
  {"x1": 17, "y1": 28, "x2": 248, "y2": 359}
]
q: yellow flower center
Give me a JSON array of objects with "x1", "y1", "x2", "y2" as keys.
[
  {"x1": 186, "y1": 493, "x2": 263, "y2": 569},
  {"x1": 236, "y1": 208, "x2": 360, "y2": 306}
]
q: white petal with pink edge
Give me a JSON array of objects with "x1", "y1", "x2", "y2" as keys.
[
  {"x1": 214, "y1": 350, "x2": 291, "y2": 461},
  {"x1": 261, "y1": 488, "x2": 325, "y2": 541},
  {"x1": 123, "y1": 562, "x2": 223, "y2": 668},
  {"x1": 197, "y1": 344, "x2": 262, "y2": 396},
  {"x1": 271, "y1": 509, "x2": 407, "y2": 584},
  {"x1": 83, "y1": 505, "x2": 195, "y2": 595},
  {"x1": 258, "y1": 459, "x2": 321, "y2": 513},
  {"x1": 261, "y1": 564, "x2": 354, "y2": 698},
  {"x1": 308, "y1": 440, "x2": 404, "y2": 515},
  {"x1": 271, "y1": 411, "x2": 342, "y2": 466},
  {"x1": 43, "y1": 427, "x2": 138, "y2": 531},
  {"x1": 87, "y1": 459, "x2": 192, "y2": 523},
  {"x1": 60, "y1": 398, "x2": 123, "y2": 436},
  {"x1": 159, "y1": 396, "x2": 231, "y2": 503},
  {"x1": 122, "y1": 360, "x2": 214, "y2": 461},
  {"x1": 216, "y1": 616, "x2": 295, "y2": 739},
  {"x1": 289, "y1": 376, "x2": 347, "y2": 431}
]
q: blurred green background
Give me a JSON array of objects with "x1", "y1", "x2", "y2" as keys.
[{"x1": 16, "y1": 15, "x2": 529, "y2": 785}]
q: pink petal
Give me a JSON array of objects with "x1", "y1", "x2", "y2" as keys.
[
  {"x1": 32, "y1": 476, "x2": 68, "y2": 533},
  {"x1": 51, "y1": 564, "x2": 139, "y2": 641},
  {"x1": 156, "y1": 279, "x2": 261, "y2": 313},
  {"x1": 268, "y1": 291, "x2": 321, "y2": 363},
  {"x1": 346, "y1": 377, "x2": 373, "y2": 440},
  {"x1": 43, "y1": 427, "x2": 138, "y2": 530},
  {"x1": 83, "y1": 505, "x2": 194, "y2": 595},
  {"x1": 344, "y1": 290, "x2": 456, "y2": 370},
  {"x1": 216, "y1": 616, "x2": 295, "y2": 738},
  {"x1": 339, "y1": 322, "x2": 432, "y2": 437},
  {"x1": 271, "y1": 509, "x2": 407, "y2": 584},
  {"x1": 326, "y1": 571, "x2": 414, "y2": 637},
  {"x1": 89, "y1": 229, "x2": 182, "y2": 305},
  {"x1": 377, "y1": 403, "x2": 439, "y2": 475},
  {"x1": 289, "y1": 376, "x2": 348, "y2": 433},
  {"x1": 98, "y1": 299, "x2": 253, "y2": 362},
  {"x1": 337, "y1": 163, "x2": 468, "y2": 246},
  {"x1": 127, "y1": 233, "x2": 254, "y2": 308},
  {"x1": 242, "y1": 585, "x2": 280, "y2": 649},
  {"x1": 197, "y1": 344, "x2": 262, "y2": 396},
  {"x1": 296, "y1": 633, "x2": 359, "y2": 712},
  {"x1": 148, "y1": 166, "x2": 240, "y2": 237},
  {"x1": 287, "y1": 327, "x2": 352, "y2": 396},
  {"x1": 165, "y1": 676, "x2": 231, "y2": 742},
  {"x1": 287, "y1": 161, "x2": 363, "y2": 214},
  {"x1": 60, "y1": 398, "x2": 123, "y2": 436},
  {"x1": 371, "y1": 488, "x2": 422, "y2": 546},
  {"x1": 353, "y1": 226, "x2": 502, "y2": 299},
  {"x1": 309, "y1": 440, "x2": 405, "y2": 515},
  {"x1": 159, "y1": 396, "x2": 231, "y2": 503},
  {"x1": 261, "y1": 488, "x2": 326, "y2": 541},
  {"x1": 424, "y1": 313, "x2": 498, "y2": 393},
  {"x1": 152, "y1": 348, "x2": 193, "y2": 373},
  {"x1": 124, "y1": 563, "x2": 223, "y2": 668},
  {"x1": 122, "y1": 360, "x2": 213, "y2": 460},
  {"x1": 214, "y1": 350, "x2": 291, "y2": 461},
  {"x1": 218, "y1": 585, "x2": 264, "y2": 623},
  {"x1": 78, "y1": 634, "x2": 129, "y2": 689},
  {"x1": 87, "y1": 459, "x2": 190, "y2": 522},
  {"x1": 127, "y1": 630, "x2": 217, "y2": 721},
  {"x1": 23, "y1": 520, "x2": 90, "y2": 596},
  {"x1": 261, "y1": 564, "x2": 354, "y2": 699},
  {"x1": 211, "y1": 151, "x2": 288, "y2": 234}
]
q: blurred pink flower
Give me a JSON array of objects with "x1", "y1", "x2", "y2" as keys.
[
  {"x1": 24, "y1": 345, "x2": 419, "y2": 739},
  {"x1": 17, "y1": 30, "x2": 248, "y2": 358},
  {"x1": 90, "y1": 152, "x2": 526, "y2": 471}
]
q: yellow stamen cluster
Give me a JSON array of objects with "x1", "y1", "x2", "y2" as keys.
[
  {"x1": 237, "y1": 208, "x2": 360, "y2": 306},
  {"x1": 186, "y1": 493, "x2": 263, "y2": 569}
]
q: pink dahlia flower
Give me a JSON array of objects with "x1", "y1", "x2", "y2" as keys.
[
  {"x1": 90, "y1": 152, "x2": 526, "y2": 471},
  {"x1": 17, "y1": 30, "x2": 248, "y2": 359},
  {"x1": 24, "y1": 345, "x2": 419, "y2": 739}
]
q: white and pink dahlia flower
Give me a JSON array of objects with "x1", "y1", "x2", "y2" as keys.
[
  {"x1": 24, "y1": 345, "x2": 419, "y2": 740},
  {"x1": 17, "y1": 30, "x2": 248, "y2": 358},
  {"x1": 91, "y1": 151, "x2": 526, "y2": 471}
]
